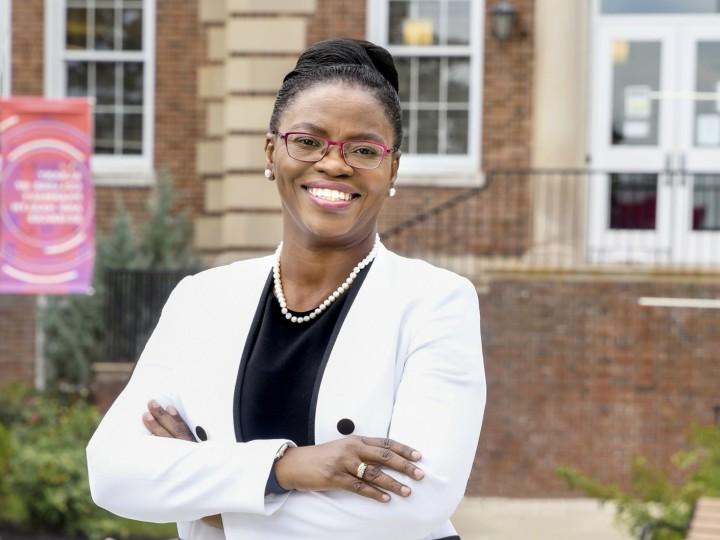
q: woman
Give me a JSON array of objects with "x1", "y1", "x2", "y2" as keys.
[{"x1": 86, "y1": 38, "x2": 486, "y2": 540}]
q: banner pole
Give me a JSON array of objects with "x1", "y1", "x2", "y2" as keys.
[{"x1": 35, "y1": 294, "x2": 47, "y2": 391}]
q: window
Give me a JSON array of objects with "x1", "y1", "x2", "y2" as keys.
[
  {"x1": 45, "y1": 0, "x2": 156, "y2": 181},
  {"x1": 368, "y1": 0, "x2": 483, "y2": 177},
  {"x1": 0, "y1": 0, "x2": 10, "y2": 97}
]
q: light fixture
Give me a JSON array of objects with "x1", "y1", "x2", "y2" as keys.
[{"x1": 491, "y1": 0, "x2": 518, "y2": 41}]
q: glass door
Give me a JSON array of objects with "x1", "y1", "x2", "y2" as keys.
[
  {"x1": 673, "y1": 26, "x2": 720, "y2": 264},
  {"x1": 589, "y1": 24, "x2": 676, "y2": 263}
]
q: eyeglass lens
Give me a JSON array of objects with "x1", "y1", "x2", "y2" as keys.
[{"x1": 285, "y1": 133, "x2": 385, "y2": 169}]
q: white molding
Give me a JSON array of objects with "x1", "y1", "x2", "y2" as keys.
[
  {"x1": 639, "y1": 297, "x2": 720, "y2": 309},
  {"x1": 44, "y1": 0, "x2": 156, "y2": 185},
  {"x1": 0, "y1": 0, "x2": 10, "y2": 97},
  {"x1": 366, "y1": 0, "x2": 484, "y2": 180}
]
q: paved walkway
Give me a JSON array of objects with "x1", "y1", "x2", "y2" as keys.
[{"x1": 451, "y1": 498, "x2": 633, "y2": 540}]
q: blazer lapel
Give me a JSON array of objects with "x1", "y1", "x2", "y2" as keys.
[{"x1": 311, "y1": 244, "x2": 401, "y2": 444}]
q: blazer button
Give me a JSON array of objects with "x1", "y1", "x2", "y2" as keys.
[
  {"x1": 195, "y1": 425, "x2": 208, "y2": 441},
  {"x1": 337, "y1": 418, "x2": 355, "y2": 435}
]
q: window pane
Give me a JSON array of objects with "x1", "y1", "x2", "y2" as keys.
[
  {"x1": 418, "y1": 58, "x2": 440, "y2": 102},
  {"x1": 122, "y1": 8, "x2": 142, "y2": 50},
  {"x1": 396, "y1": 57, "x2": 410, "y2": 103},
  {"x1": 122, "y1": 113, "x2": 143, "y2": 155},
  {"x1": 611, "y1": 41, "x2": 661, "y2": 146},
  {"x1": 609, "y1": 173, "x2": 658, "y2": 230},
  {"x1": 692, "y1": 175, "x2": 720, "y2": 231},
  {"x1": 447, "y1": 110, "x2": 468, "y2": 154},
  {"x1": 401, "y1": 109, "x2": 411, "y2": 153},
  {"x1": 693, "y1": 42, "x2": 720, "y2": 148},
  {"x1": 96, "y1": 62, "x2": 117, "y2": 106},
  {"x1": 447, "y1": 58, "x2": 470, "y2": 102},
  {"x1": 123, "y1": 62, "x2": 144, "y2": 105},
  {"x1": 94, "y1": 113, "x2": 116, "y2": 154},
  {"x1": 601, "y1": 0, "x2": 720, "y2": 14},
  {"x1": 94, "y1": 8, "x2": 116, "y2": 50},
  {"x1": 66, "y1": 62, "x2": 89, "y2": 96},
  {"x1": 417, "y1": 110, "x2": 439, "y2": 154},
  {"x1": 446, "y1": 1, "x2": 470, "y2": 45},
  {"x1": 66, "y1": 8, "x2": 88, "y2": 49},
  {"x1": 388, "y1": 1, "x2": 409, "y2": 45},
  {"x1": 389, "y1": 0, "x2": 439, "y2": 46}
]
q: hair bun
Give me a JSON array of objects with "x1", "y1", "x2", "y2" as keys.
[{"x1": 291, "y1": 38, "x2": 399, "y2": 94}]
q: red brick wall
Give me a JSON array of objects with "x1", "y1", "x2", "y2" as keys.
[
  {"x1": 469, "y1": 278, "x2": 720, "y2": 496},
  {"x1": 0, "y1": 297, "x2": 36, "y2": 385},
  {"x1": 307, "y1": 0, "x2": 367, "y2": 45}
]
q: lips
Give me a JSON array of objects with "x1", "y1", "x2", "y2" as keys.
[{"x1": 301, "y1": 181, "x2": 361, "y2": 208}]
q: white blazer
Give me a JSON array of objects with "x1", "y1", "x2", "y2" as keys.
[{"x1": 87, "y1": 243, "x2": 486, "y2": 540}]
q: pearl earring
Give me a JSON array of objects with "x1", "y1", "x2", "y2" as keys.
[
  {"x1": 264, "y1": 168, "x2": 274, "y2": 181},
  {"x1": 389, "y1": 186, "x2": 397, "y2": 198}
]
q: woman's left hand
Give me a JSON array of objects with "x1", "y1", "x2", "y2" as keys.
[{"x1": 143, "y1": 400, "x2": 224, "y2": 530}]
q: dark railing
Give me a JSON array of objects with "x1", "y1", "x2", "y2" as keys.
[
  {"x1": 104, "y1": 268, "x2": 198, "y2": 362},
  {"x1": 380, "y1": 169, "x2": 720, "y2": 279},
  {"x1": 103, "y1": 169, "x2": 720, "y2": 360}
]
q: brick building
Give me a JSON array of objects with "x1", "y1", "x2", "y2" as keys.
[{"x1": 1, "y1": 0, "x2": 719, "y2": 497}]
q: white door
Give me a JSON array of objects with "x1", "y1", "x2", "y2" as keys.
[
  {"x1": 673, "y1": 26, "x2": 720, "y2": 264},
  {"x1": 590, "y1": 14, "x2": 720, "y2": 265}
]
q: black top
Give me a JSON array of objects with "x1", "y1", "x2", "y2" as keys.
[{"x1": 238, "y1": 262, "x2": 372, "y2": 448}]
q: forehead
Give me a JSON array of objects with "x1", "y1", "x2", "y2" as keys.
[{"x1": 279, "y1": 83, "x2": 393, "y2": 141}]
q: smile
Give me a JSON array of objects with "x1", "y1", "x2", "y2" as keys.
[{"x1": 306, "y1": 187, "x2": 354, "y2": 202}]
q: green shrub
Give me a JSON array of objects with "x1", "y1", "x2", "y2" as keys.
[
  {"x1": 558, "y1": 425, "x2": 720, "y2": 540},
  {"x1": 0, "y1": 385, "x2": 176, "y2": 539}
]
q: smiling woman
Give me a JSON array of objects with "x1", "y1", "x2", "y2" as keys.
[{"x1": 86, "y1": 38, "x2": 486, "y2": 540}]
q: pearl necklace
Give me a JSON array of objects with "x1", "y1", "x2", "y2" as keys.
[{"x1": 273, "y1": 235, "x2": 380, "y2": 324}]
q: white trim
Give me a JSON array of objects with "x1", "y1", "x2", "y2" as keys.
[
  {"x1": 366, "y1": 0, "x2": 484, "y2": 181},
  {"x1": 44, "y1": 0, "x2": 156, "y2": 184},
  {"x1": 638, "y1": 297, "x2": 720, "y2": 309},
  {"x1": 0, "y1": 0, "x2": 11, "y2": 97}
]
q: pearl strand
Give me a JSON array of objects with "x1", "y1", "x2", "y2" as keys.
[{"x1": 273, "y1": 235, "x2": 380, "y2": 324}]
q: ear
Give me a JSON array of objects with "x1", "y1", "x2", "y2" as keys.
[
  {"x1": 264, "y1": 132, "x2": 276, "y2": 169},
  {"x1": 390, "y1": 150, "x2": 401, "y2": 184}
]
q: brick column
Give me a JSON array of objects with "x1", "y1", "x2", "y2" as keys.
[{"x1": 195, "y1": 0, "x2": 316, "y2": 264}]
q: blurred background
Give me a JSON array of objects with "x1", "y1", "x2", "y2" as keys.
[{"x1": 1, "y1": 1, "x2": 719, "y2": 539}]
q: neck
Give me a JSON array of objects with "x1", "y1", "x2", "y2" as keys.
[{"x1": 277, "y1": 230, "x2": 378, "y2": 312}]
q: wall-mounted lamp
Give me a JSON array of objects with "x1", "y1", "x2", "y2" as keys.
[{"x1": 491, "y1": 0, "x2": 518, "y2": 41}]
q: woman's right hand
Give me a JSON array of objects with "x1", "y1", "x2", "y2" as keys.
[{"x1": 274, "y1": 436, "x2": 425, "y2": 503}]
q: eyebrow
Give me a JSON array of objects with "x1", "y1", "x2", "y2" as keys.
[{"x1": 287, "y1": 122, "x2": 387, "y2": 144}]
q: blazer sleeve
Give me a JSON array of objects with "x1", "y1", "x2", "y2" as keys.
[
  {"x1": 245, "y1": 275, "x2": 486, "y2": 539},
  {"x1": 86, "y1": 276, "x2": 293, "y2": 523}
]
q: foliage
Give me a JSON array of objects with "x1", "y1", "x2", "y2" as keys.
[
  {"x1": 0, "y1": 384, "x2": 176, "y2": 539},
  {"x1": 42, "y1": 173, "x2": 195, "y2": 391},
  {"x1": 558, "y1": 424, "x2": 720, "y2": 540}
]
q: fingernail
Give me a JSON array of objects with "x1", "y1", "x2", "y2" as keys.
[
  {"x1": 166, "y1": 405, "x2": 177, "y2": 416},
  {"x1": 401, "y1": 486, "x2": 411, "y2": 496},
  {"x1": 149, "y1": 399, "x2": 159, "y2": 409},
  {"x1": 411, "y1": 451, "x2": 422, "y2": 460},
  {"x1": 414, "y1": 469, "x2": 425, "y2": 480},
  {"x1": 382, "y1": 494, "x2": 390, "y2": 502},
  {"x1": 143, "y1": 412, "x2": 153, "y2": 422}
]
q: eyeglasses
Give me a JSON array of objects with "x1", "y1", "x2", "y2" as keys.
[{"x1": 276, "y1": 131, "x2": 394, "y2": 170}]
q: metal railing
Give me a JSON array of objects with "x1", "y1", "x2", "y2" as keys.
[
  {"x1": 104, "y1": 268, "x2": 198, "y2": 363},
  {"x1": 380, "y1": 169, "x2": 720, "y2": 279}
]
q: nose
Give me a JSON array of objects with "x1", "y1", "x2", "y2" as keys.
[{"x1": 315, "y1": 143, "x2": 353, "y2": 175}]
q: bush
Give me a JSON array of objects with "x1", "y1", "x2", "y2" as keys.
[
  {"x1": 0, "y1": 385, "x2": 176, "y2": 539},
  {"x1": 558, "y1": 424, "x2": 720, "y2": 540}
]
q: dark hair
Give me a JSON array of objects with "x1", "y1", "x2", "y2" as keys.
[{"x1": 269, "y1": 38, "x2": 403, "y2": 150}]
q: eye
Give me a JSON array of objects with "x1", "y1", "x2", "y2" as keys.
[
  {"x1": 350, "y1": 144, "x2": 382, "y2": 157},
  {"x1": 290, "y1": 134, "x2": 323, "y2": 147}
]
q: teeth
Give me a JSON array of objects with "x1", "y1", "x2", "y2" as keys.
[{"x1": 308, "y1": 187, "x2": 352, "y2": 202}]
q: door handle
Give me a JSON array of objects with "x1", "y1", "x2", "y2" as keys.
[
  {"x1": 664, "y1": 153, "x2": 673, "y2": 186},
  {"x1": 678, "y1": 154, "x2": 687, "y2": 186}
]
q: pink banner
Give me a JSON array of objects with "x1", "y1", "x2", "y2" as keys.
[{"x1": 0, "y1": 97, "x2": 95, "y2": 294}]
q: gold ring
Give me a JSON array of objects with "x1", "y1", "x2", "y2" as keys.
[{"x1": 356, "y1": 462, "x2": 368, "y2": 480}]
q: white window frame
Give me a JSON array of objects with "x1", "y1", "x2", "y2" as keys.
[
  {"x1": 367, "y1": 0, "x2": 484, "y2": 185},
  {"x1": 0, "y1": 0, "x2": 10, "y2": 97},
  {"x1": 44, "y1": 0, "x2": 156, "y2": 186}
]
